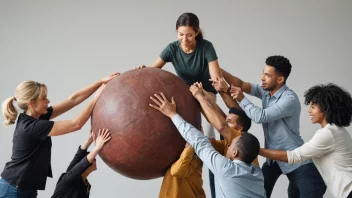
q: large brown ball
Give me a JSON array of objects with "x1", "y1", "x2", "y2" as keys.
[{"x1": 91, "y1": 68, "x2": 201, "y2": 180}]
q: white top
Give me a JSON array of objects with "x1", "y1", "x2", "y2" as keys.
[{"x1": 287, "y1": 124, "x2": 352, "y2": 198}]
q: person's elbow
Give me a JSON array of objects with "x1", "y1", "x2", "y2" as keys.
[
  {"x1": 70, "y1": 118, "x2": 85, "y2": 131},
  {"x1": 170, "y1": 168, "x2": 187, "y2": 178},
  {"x1": 218, "y1": 121, "x2": 228, "y2": 134},
  {"x1": 72, "y1": 121, "x2": 83, "y2": 131},
  {"x1": 251, "y1": 112, "x2": 269, "y2": 124}
]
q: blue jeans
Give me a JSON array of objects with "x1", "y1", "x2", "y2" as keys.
[
  {"x1": 208, "y1": 134, "x2": 224, "y2": 198},
  {"x1": 0, "y1": 178, "x2": 37, "y2": 198},
  {"x1": 209, "y1": 170, "x2": 216, "y2": 198},
  {"x1": 262, "y1": 161, "x2": 326, "y2": 198}
]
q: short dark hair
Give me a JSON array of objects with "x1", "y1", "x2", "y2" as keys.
[
  {"x1": 176, "y1": 12, "x2": 203, "y2": 40},
  {"x1": 265, "y1": 55, "x2": 292, "y2": 83},
  {"x1": 229, "y1": 107, "x2": 252, "y2": 132},
  {"x1": 235, "y1": 133, "x2": 260, "y2": 164},
  {"x1": 304, "y1": 83, "x2": 352, "y2": 127}
]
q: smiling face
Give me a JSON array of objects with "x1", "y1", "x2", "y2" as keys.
[
  {"x1": 177, "y1": 26, "x2": 198, "y2": 49},
  {"x1": 28, "y1": 87, "x2": 50, "y2": 115},
  {"x1": 308, "y1": 102, "x2": 326, "y2": 125}
]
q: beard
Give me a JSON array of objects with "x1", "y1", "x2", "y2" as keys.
[{"x1": 263, "y1": 83, "x2": 277, "y2": 91}]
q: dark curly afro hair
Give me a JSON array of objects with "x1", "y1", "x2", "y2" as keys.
[
  {"x1": 265, "y1": 55, "x2": 292, "y2": 83},
  {"x1": 304, "y1": 83, "x2": 352, "y2": 127}
]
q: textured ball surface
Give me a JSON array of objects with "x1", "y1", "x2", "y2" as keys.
[{"x1": 91, "y1": 68, "x2": 201, "y2": 179}]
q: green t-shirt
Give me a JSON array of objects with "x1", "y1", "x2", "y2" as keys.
[{"x1": 160, "y1": 39, "x2": 218, "y2": 94}]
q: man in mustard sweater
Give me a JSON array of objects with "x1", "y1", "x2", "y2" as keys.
[{"x1": 158, "y1": 84, "x2": 259, "y2": 198}]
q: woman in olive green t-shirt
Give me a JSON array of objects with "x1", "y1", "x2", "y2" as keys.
[{"x1": 135, "y1": 12, "x2": 223, "y2": 139}]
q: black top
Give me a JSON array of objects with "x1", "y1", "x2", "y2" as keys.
[
  {"x1": 1, "y1": 107, "x2": 54, "y2": 190},
  {"x1": 51, "y1": 146, "x2": 92, "y2": 198}
]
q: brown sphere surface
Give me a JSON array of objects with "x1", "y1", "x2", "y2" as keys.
[{"x1": 91, "y1": 68, "x2": 201, "y2": 180}]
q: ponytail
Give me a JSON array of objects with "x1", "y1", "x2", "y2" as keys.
[{"x1": 2, "y1": 97, "x2": 18, "y2": 126}]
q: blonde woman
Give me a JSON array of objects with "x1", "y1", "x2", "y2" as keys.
[{"x1": 0, "y1": 72, "x2": 119, "y2": 198}]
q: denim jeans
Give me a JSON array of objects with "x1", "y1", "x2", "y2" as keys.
[
  {"x1": 208, "y1": 134, "x2": 224, "y2": 198},
  {"x1": 262, "y1": 161, "x2": 326, "y2": 198},
  {"x1": 0, "y1": 178, "x2": 37, "y2": 198},
  {"x1": 209, "y1": 170, "x2": 216, "y2": 198}
]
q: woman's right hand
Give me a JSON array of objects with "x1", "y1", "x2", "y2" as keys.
[
  {"x1": 133, "y1": 65, "x2": 147, "y2": 70},
  {"x1": 100, "y1": 72, "x2": 120, "y2": 84}
]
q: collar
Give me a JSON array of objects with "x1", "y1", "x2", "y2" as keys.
[{"x1": 265, "y1": 84, "x2": 288, "y2": 99}]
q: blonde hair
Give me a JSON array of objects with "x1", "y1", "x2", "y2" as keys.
[{"x1": 2, "y1": 81, "x2": 47, "y2": 126}]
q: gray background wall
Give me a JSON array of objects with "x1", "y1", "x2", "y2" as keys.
[{"x1": 1, "y1": 1, "x2": 351, "y2": 197}]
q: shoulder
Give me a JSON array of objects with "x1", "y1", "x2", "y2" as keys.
[
  {"x1": 16, "y1": 113, "x2": 35, "y2": 130},
  {"x1": 281, "y1": 87, "x2": 300, "y2": 101},
  {"x1": 199, "y1": 39, "x2": 214, "y2": 48},
  {"x1": 318, "y1": 124, "x2": 337, "y2": 136},
  {"x1": 161, "y1": 41, "x2": 179, "y2": 55},
  {"x1": 283, "y1": 86, "x2": 298, "y2": 96},
  {"x1": 166, "y1": 41, "x2": 179, "y2": 49},
  {"x1": 311, "y1": 126, "x2": 335, "y2": 144}
]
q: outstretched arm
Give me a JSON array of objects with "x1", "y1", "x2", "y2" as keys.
[
  {"x1": 221, "y1": 69, "x2": 251, "y2": 94},
  {"x1": 259, "y1": 148, "x2": 288, "y2": 163},
  {"x1": 51, "y1": 72, "x2": 120, "y2": 119},
  {"x1": 47, "y1": 84, "x2": 107, "y2": 137},
  {"x1": 230, "y1": 86, "x2": 300, "y2": 124},
  {"x1": 189, "y1": 84, "x2": 241, "y2": 142},
  {"x1": 208, "y1": 60, "x2": 222, "y2": 81},
  {"x1": 66, "y1": 132, "x2": 94, "y2": 172},
  {"x1": 149, "y1": 93, "x2": 233, "y2": 176},
  {"x1": 211, "y1": 77, "x2": 241, "y2": 110},
  {"x1": 30, "y1": 85, "x2": 109, "y2": 139},
  {"x1": 59, "y1": 129, "x2": 111, "y2": 184}
]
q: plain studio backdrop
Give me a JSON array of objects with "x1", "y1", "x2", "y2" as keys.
[{"x1": 0, "y1": 1, "x2": 351, "y2": 197}]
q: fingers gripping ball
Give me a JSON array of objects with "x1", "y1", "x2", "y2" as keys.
[{"x1": 91, "y1": 68, "x2": 201, "y2": 180}]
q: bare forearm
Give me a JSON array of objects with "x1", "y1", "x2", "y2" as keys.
[
  {"x1": 203, "y1": 91, "x2": 226, "y2": 119},
  {"x1": 86, "y1": 147, "x2": 100, "y2": 163},
  {"x1": 219, "y1": 91, "x2": 240, "y2": 109},
  {"x1": 259, "y1": 148, "x2": 288, "y2": 162},
  {"x1": 222, "y1": 69, "x2": 243, "y2": 86},
  {"x1": 150, "y1": 57, "x2": 166, "y2": 69},
  {"x1": 196, "y1": 96, "x2": 231, "y2": 141},
  {"x1": 209, "y1": 63, "x2": 222, "y2": 80},
  {"x1": 68, "y1": 81, "x2": 102, "y2": 105},
  {"x1": 81, "y1": 140, "x2": 93, "y2": 150},
  {"x1": 221, "y1": 69, "x2": 251, "y2": 93},
  {"x1": 72, "y1": 99, "x2": 96, "y2": 130}
]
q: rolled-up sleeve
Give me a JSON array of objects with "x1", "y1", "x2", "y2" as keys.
[
  {"x1": 287, "y1": 128, "x2": 335, "y2": 164},
  {"x1": 239, "y1": 93, "x2": 300, "y2": 124}
]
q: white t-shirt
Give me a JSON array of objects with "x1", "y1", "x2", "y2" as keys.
[{"x1": 287, "y1": 124, "x2": 352, "y2": 198}]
